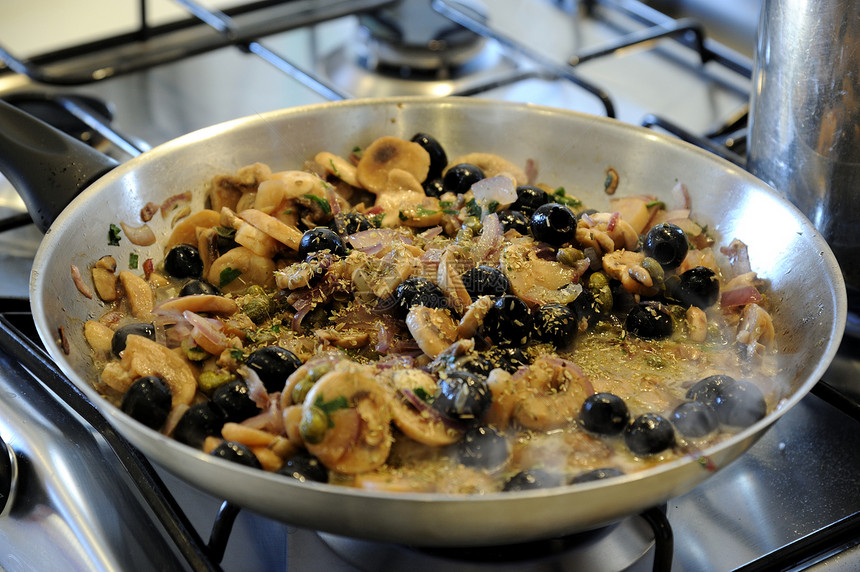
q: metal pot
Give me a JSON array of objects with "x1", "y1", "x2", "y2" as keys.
[{"x1": 0, "y1": 97, "x2": 847, "y2": 546}]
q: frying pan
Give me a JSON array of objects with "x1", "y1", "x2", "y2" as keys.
[{"x1": 0, "y1": 96, "x2": 847, "y2": 546}]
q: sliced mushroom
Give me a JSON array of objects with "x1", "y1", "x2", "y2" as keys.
[
  {"x1": 84, "y1": 320, "x2": 115, "y2": 352},
  {"x1": 100, "y1": 334, "x2": 196, "y2": 407},
  {"x1": 315, "y1": 151, "x2": 359, "y2": 187},
  {"x1": 207, "y1": 246, "x2": 276, "y2": 294},
  {"x1": 445, "y1": 152, "x2": 527, "y2": 186},
  {"x1": 301, "y1": 365, "x2": 393, "y2": 474},
  {"x1": 238, "y1": 208, "x2": 302, "y2": 251},
  {"x1": 167, "y1": 209, "x2": 221, "y2": 248},
  {"x1": 356, "y1": 136, "x2": 431, "y2": 194},
  {"x1": 405, "y1": 306, "x2": 458, "y2": 358},
  {"x1": 118, "y1": 270, "x2": 154, "y2": 319},
  {"x1": 387, "y1": 369, "x2": 462, "y2": 446},
  {"x1": 155, "y1": 294, "x2": 238, "y2": 316}
]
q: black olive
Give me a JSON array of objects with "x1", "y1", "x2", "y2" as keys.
[
  {"x1": 395, "y1": 277, "x2": 448, "y2": 314},
  {"x1": 173, "y1": 402, "x2": 226, "y2": 449},
  {"x1": 579, "y1": 392, "x2": 630, "y2": 436},
  {"x1": 452, "y1": 353, "x2": 494, "y2": 378},
  {"x1": 277, "y1": 452, "x2": 328, "y2": 483},
  {"x1": 164, "y1": 244, "x2": 204, "y2": 279},
  {"x1": 245, "y1": 346, "x2": 303, "y2": 393},
  {"x1": 511, "y1": 185, "x2": 550, "y2": 216},
  {"x1": 624, "y1": 413, "x2": 676, "y2": 456},
  {"x1": 568, "y1": 289, "x2": 600, "y2": 329},
  {"x1": 481, "y1": 346, "x2": 529, "y2": 374},
  {"x1": 456, "y1": 425, "x2": 509, "y2": 470},
  {"x1": 674, "y1": 266, "x2": 720, "y2": 308},
  {"x1": 568, "y1": 467, "x2": 625, "y2": 484},
  {"x1": 713, "y1": 380, "x2": 767, "y2": 428},
  {"x1": 333, "y1": 212, "x2": 372, "y2": 236},
  {"x1": 481, "y1": 295, "x2": 532, "y2": 347},
  {"x1": 643, "y1": 223, "x2": 688, "y2": 270},
  {"x1": 410, "y1": 132, "x2": 448, "y2": 181},
  {"x1": 433, "y1": 370, "x2": 492, "y2": 423},
  {"x1": 530, "y1": 203, "x2": 577, "y2": 246},
  {"x1": 111, "y1": 322, "x2": 156, "y2": 356},
  {"x1": 532, "y1": 303, "x2": 577, "y2": 348},
  {"x1": 671, "y1": 401, "x2": 719, "y2": 438},
  {"x1": 625, "y1": 302, "x2": 673, "y2": 339},
  {"x1": 443, "y1": 163, "x2": 485, "y2": 194},
  {"x1": 423, "y1": 178, "x2": 446, "y2": 198},
  {"x1": 503, "y1": 469, "x2": 562, "y2": 492},
  {"x1": 685, "y1": 374, "x2": 738, "y2": 407},
  {"x1": 298, "y1": 227, "x2": 347, "y2": 258},
  {"x1": 121, "y1": 376, "x2": 172, "y2": 430},
  {"x1": 461, "y1": 265, "x2": 510, "y2": 299},
  {"x1": 210, "y1": 440, "x2": 263, "y2": 470},
  {"x1": 211, "y1": 380, "x2": 262, "y2": 423},
  {"x1": 180, "y1": 279, "x2": 220, "y2": 297},
  {"x1": 214, "y1": 226, "x2": 239, "y2": 254},
  {"x1": 496, "y1": 209, "x2": 530, "y2": 234}
]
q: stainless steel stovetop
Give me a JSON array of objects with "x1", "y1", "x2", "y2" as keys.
[{"x1": 0, "y1": 1, "x2": 858, "y2": 570}]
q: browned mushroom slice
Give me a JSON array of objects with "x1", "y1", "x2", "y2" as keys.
[
  {"x1": 207, "y1": 246, "x2": 276, "y2": 294},
  {"x1": 100, "y1": 334, "x2": 197, "y2": 407},
  {"x1": 445, "y1": 152, "x2": 528, "y2": 186},
  {"x1": 356, "y1": 136, "x2": 431, "y2": 194}
]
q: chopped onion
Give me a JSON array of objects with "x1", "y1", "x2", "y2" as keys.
[
  {"x1": 471, "y1": 175, "x2": 517, "y2": 208},
  {"x1": 720, "y1": 286, "x2": 762, "y2": 307},
  {"x1": 400, "y1": 388, "x2": 466, "y2": 432},
  {"x1": 472, "y1": 213, "x2": 503, "y2": 263}
]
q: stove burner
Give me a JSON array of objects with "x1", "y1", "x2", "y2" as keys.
[
  {"x1": 317, "y1": 513, "x2": 659, "y2": 572},
  {"x1": 356, "y1": 0, "x2": 489, "y2": 77}
]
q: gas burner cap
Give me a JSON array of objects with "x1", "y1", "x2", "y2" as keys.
[
  {"x1": 317, "y1": 516, "x2": 655, "y2": 572},
  {"x1": 356, "y1": 0, "x2": 489, "y2": 75}
]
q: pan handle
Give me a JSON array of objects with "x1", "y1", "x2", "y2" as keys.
[{"x1": 0, "y1": 98, "x2": 118, "y2": 233}]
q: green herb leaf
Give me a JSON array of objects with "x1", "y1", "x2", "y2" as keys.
[
  {"x1": 302, "y1": 194, "x2": 331, "y2": 214},
  {"x1": 645, "y1": 200, "x2": 665, "y2": 209},
  {"x1": 398, "y1": 211, "x2": 408, "y2": 221},
  {"x1": 329, "y1": 159, "x2": 341, "y2": 178},
  {"x1": 486, "y1": 200, "x2": 499, "y2": 214},
  {"x1": 370, "y1": 213, "x2": 385, "y2": 228},
  {"x1": 219, "y1": 267, "x2": 242, "y2": 288},
  {"x1": 128, "y1": 253, "x2": 139, "y2": 269},
  {"x1": 108, "y1": 223, "x2": 122, "y2": 246},
  {"x1": 229, "y1": 348, "x2": 245, "y2": 362},
  {"x1": 314, "y1": 395, "x2": 350, "y2": 427},
  {"x1": 465, "y1": 198, "x2": 481, "y2": 218},
  {"x1": 413, "y1": 387, "x2": 431, "y2": 401}
]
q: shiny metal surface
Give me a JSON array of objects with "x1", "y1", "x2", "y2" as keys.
[
  {"x1": 0, "y1": 345, "x2": 188, "y2": 572},
  {"x1": 25, "y1": 97, "x2": 846, "y2": 546},
  {"x1": 747, "y1": 0, "x2": 860, "y2": 296}
]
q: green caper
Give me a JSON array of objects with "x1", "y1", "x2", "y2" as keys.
[
  {"x1": 587, "y1": 272, "x2": 613, "y2": 314},
  {"x1": 463, "y1": 216, "x2": 483, "y2": 234},
  {"x1": 640, "y1": 257, "x2": 665, "y2": 288},
  {"x1": 299, "y1": 406, "x2": 329, "y2": 444},
  {"x1": 557, "y1": 247, "x2": 585, "y2": 267},
  {"x1": 245, "y1": 285, "x2": 267, "y2": 297},
  {"x1": 198, "y1": 370, "x2": 237, "y2": 394},
  {"x1": 241, "y1": 296, "x2": 272, "y2": 324},
  {"x1": 290, "y1": 363, "x2": 334, "y2": 404},
  {"x1": 181, "y1": 338, "x2": 209, "y2": 361}
]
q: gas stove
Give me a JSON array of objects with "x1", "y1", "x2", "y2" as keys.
[{"x1": 0, "y1": 1, "x2": 858, "y2": 571}]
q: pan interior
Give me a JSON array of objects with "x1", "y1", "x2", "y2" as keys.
[{"x1": 29, "y1": 97, "x2": 847, "y2": 545}]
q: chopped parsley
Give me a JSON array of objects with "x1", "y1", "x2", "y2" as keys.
[
  {"x1": 552, "y1": 187, "x2": 583, "y2": 208},
  {"x1": 108, "y1": 223, "x2": 122, "y2": 246},
  {"x1": 128, "y1": 253, "x2": 139, "y2": 269},
  {"x1": 229, "y1": 348, "x2": 245, "y2": 362},
  {"x1": 413, "y1": 387, "x2": 431, "y2": 402},
  {"x1": 415, "y1": 206, "x2": 440, "y2": 217},
  {"x1": 329, "y1": 159, "x2": 340, "y2": 178},
  {"x1": 398, "y1": 211, "x2": 408, "y2": 221},
  {"x1": 302, "y1": 194, "x2": 331, "y2": 214},
  {"x1": 370, "y1": 213, "x2": 385, "y2": 228},
  {"x1": 465, "y1": 198, "x2": 482, "y2": 218},
  {"x1": 486, "y1": 200, "x2": 500, "y2": 214},
  {"x1": 219, "y1": 267, "x2": 242, "y2": 288},
  {"x1": 314, "y1": 395, "x2": 350, "y2": 427},
  {"x1": 645, "y1": 200, "x2": 665, "y2": 209}
]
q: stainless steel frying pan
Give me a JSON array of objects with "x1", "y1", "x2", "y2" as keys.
[{"x1": 0, "y1": 97, "x2": 847, "y2": 546}]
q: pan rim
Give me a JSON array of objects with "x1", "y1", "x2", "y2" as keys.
[{"x1": 27, "y1": 96, "x2": 848, "y2": 518}]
